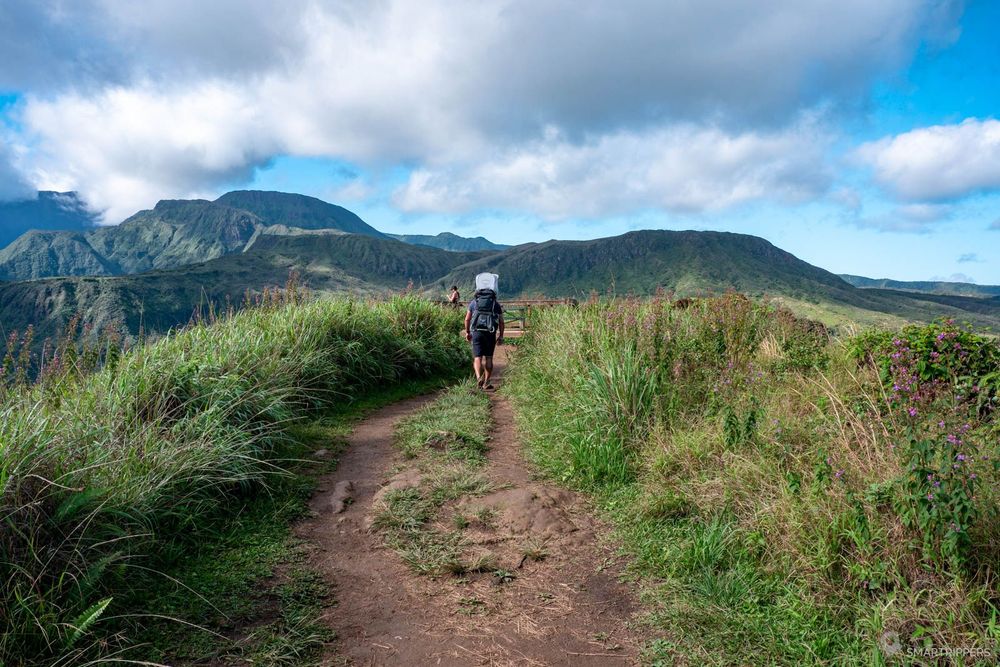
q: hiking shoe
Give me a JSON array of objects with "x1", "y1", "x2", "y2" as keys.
[
  {"x1": 476, "y1": 377, "x2": 485, "y2": 389},
  {"x1": 484, "y1": 383, "x2": 495, "y2": 390}
]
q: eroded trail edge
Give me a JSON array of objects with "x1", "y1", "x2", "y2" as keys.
[{"x1": 298, "y1": 348, "x2": 644, "y2": 666}]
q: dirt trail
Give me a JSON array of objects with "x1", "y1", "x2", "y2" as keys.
[{"x1": 297, "y1": 347, "x2": 644, "y2": 666}]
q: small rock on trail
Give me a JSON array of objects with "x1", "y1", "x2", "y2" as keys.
[{"x1": 309, "y1": 480, "x2": 355, "y2": 514}]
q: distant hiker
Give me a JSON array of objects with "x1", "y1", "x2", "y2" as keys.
[
  {"x1": 465, "y1": 273, "x2": 504, "y2": 390},
  {"x1": 448, "y1": 285, "x2": 460, "y2": 308}
]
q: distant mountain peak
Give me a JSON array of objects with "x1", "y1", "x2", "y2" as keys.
[
  {"x1": 388, "y1": 231, "x2": 509, "y2": 252},
  {"x1": 38, "y1": 190, "x2": 87, "y2": 206},
  {"x1": 215, "y1": 190, "x2": 387, "y2": 238},
  {"x1": 0, "y1": 190, "x2": 392, "y2": 280},
  {"x1": 151, "y1": 198, "x2": 213, "y2": 211},
  {"x1": 219, "y1": 190, "x2": 326, "y2": 204},
  {"x1": 841, "y1": 274, "x2": 1000, "y2": 298}
]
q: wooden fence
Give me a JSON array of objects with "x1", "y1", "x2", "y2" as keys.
[
  {"x1": 500, "y1": 298, "x2": 578, "y2": 332},
  {"x1": 437, "y1": 297, "x2": 577, "y2": 332}
]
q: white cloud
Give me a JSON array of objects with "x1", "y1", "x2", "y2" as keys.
[
  {"x1": 0, "y1": 135, "x2": 34, "y2": 201},
  {"x1": 957, "y1": 252, "x2": 981, "y2": 263},
  {"x1": 852, "y1": 202, "x2": 954, "y2": 232},
  {"x1": 326, "y1": 180, "x2": 375, "y2": 204},
  {"x1": 94, "y1": 0, "x2": 315, "y2": 79},
  {"x1": 23, "y1": 83, "x2": 280, "y2": 221},
  {"x1": 5, "y1": 0, "x2": 961, "y2": 220},
  {"x1": 856, "y1": 118, "x2": 1000, "y2": 200},
  {"x1": 393, "y1": 121, "x2": 832, "y2": 219}
]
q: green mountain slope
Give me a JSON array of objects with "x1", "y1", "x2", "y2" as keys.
[
  {"x1": 0, "y1": 234, "x2": 480, "y2": 345},
  {"x1": 216, "y1": 190, "x2": 387, "y2": 237},
  {"x1": 0, "y1": 231, "x2": 115, "y2": 280},
  {"x1": 840, "y1": 274, "x2": 1000, "y2": 298},
  {"x1": 0, "y1": 191, "x2": 392, "y2": 282},
  {"x1": 432, "y1": 230, "x2": 1000, "y2": 329},
  {"x1": 0, "y1": 191, "x2": 98, "y2": 250},
  {"x1": 249, "y1": 234, "x2": 487, "y2": 286},
  {"x1": 0, "y1": 199, "x2": 262, "y2": 280},
  {"x1": 388, "y1": 231, "x2": 509, "y2": 252},
  {"x1": 88, "y1": 199, "x2": 262, "y2": 273},
  {"x1": 435, "y1": 230, "x2": 854, "y2": 298}
]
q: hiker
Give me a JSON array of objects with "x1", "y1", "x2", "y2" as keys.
[
  {"x1": 465, "y1": 273, "x2": 504, "y2": 390},
  {"x1": 448, "y1": 285, "x2": 460, "y2": 308}
]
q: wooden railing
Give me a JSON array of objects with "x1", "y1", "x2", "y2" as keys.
[
  {"x1": 436, "y1": 297, "x2": 577, "y2": 332},
  {"x1": 501, "y1": 298, "x2": 578, "y2": 331}
]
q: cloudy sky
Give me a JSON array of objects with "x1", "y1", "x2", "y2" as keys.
[{"x1": 1, "y1": 0, "x2": 998, "y2": 282}]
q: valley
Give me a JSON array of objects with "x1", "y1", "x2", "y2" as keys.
[{"x1": 1, "y1": 190, "x2": 999, "y2": 359}]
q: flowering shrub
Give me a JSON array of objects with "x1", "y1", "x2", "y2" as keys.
[
  {"x1": 852, "y1": 320, "x2": 1000, "y2": 420},
  {"x1": 874, "y1": 320, "x2": 1000, "y2": 570}
]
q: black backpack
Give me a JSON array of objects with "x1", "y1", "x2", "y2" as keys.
[{"x1": 471, "y1": 289, "x2": 499, "y2": 333}]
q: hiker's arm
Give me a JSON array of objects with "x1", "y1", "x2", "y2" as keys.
[
  {"x1": 498, "y1": 314, "x2": 505, "y2": 344},
  {"x1": 464, "y1": 310, "x2": 472, "y2": 340}
]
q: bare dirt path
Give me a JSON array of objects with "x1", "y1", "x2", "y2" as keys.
[{"x1": 297, "y1": 347, "x2": 645, "y2": 666}]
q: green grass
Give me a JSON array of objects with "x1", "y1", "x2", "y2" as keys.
[
  {"x1": 505, "y1": 296, "x2": 1000, "y2": 665},
  {"x1": 0, "y1": 296, "x2": 467, "y2": 666},
  {"x1": 119, "y1": 378, "x2": 453, "y2": 665},
  {"x1": 129, "y1": 484, "x2": 333, "y2": 665},
  {"x1": 394, "y1": 382, "x2": 492, "y2": 464},
  {"x1": 372, "y1": 381, "x2": 495, "y2": 576}
]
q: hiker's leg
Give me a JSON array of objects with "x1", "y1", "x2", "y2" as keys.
[
  {"x1": 473, "y1": 356, "x2": 483, "y2": 381},
  {"x1": 482, "y1": 356, "x2": 493, "y2": 384}
]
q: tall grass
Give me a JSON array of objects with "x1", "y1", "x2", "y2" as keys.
[
  {"x1": 506, "y1": 295, "x2": 1000, "y2": 664},
  {"x1": 0, "y1": 296, "x2": 466, "y2": 666}
]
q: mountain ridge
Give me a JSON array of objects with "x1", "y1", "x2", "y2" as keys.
[
  {"x1": 3, "y1": 227, "x2": 998, "y2": 360},
  {"x1": 215, "y1": 190, "x2": 387, "y2": 238},
  {"x1": 387, "y1": 231, "x2": 509, "y2": 252},
  {"x1": 0, "y1": 199, "x2": 265, "y2": 280},
  {"x1": 840, "y1": 274, "x2": 1000, "y2": 298},
  {"x1": 0, "y1": 192, "x2": 390, "y2": 281},
  {"x1": 433, "y1": 230, "x2": 857, "y2": 299}
]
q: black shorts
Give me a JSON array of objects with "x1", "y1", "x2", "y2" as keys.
[{"x1": 471, "y1": 331, "x2": 497, "y2": 358}]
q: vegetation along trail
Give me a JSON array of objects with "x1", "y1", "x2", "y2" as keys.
[{"x1": 298, "y1": 346, "x2": 646, "y2": 665}]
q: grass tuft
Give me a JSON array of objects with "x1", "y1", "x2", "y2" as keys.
[{"x1": 506, "y1": 296, "x2": 1000, "y2": 664}]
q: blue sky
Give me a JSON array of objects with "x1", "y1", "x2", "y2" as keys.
[{"x1": 1, "y1": 0, "x2": 998, "y2": 282}]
